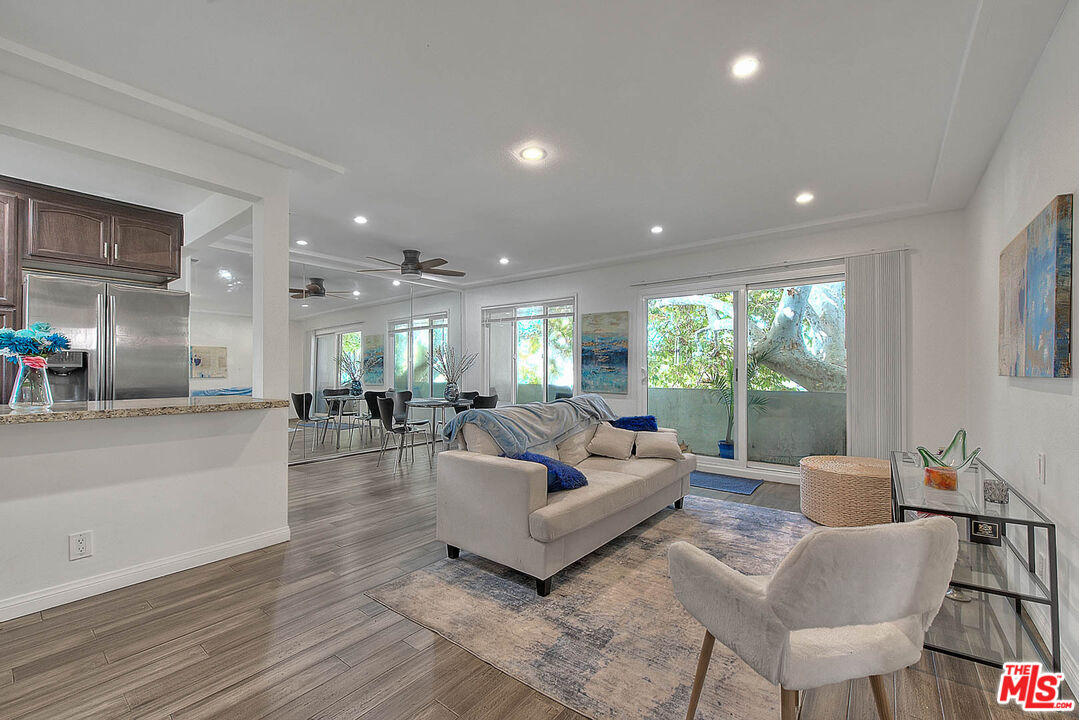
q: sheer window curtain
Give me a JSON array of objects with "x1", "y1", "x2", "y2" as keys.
[{"x1": 845, "y1": 250, "x2": 907, "y2": 459}]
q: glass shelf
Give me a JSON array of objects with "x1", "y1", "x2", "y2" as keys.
[
  {"x1": 951, "y1": 538, "x2": 1050, "y2": 603},
  {"x1": 926, "y1": 590, "x2": 1042, "y2": 667}
]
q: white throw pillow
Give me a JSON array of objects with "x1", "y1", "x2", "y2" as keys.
[
  {"x1": 587, "y1": 423, "x2": 636, "y2": 460},
  {"x1": 461, "y1": 424, "x2": 501, "y2": 456},
  {"x1": 556, "y1": 425, "x2": 599, "y2": 466},
  {"x1": 634, "y1": 431, "x2": 685, "y2": 461}
]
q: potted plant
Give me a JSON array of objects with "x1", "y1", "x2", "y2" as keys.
[
  {"x1": 432, "y1": 344, "x2": 478, "y2": 402},
  {"x1": 0, "y1": 322, "x2": 70, "y2": 412},
  {"x1": 335, "y1": 353, "x2": 381, "y2": 396},
  {"x1": 702, "y1": 347, "x2": 773, "y2": 459}
]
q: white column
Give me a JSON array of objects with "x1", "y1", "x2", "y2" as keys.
[{"x1": 251, "y1": 174, "x2": 290, "y2": 399}]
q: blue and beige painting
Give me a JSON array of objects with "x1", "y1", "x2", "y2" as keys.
[
  {"x1": 581, "y1": 311, "x2": 629, "y2": 394},
  {"x1": 363, "y1": 334, "x2": 385, "y2": 385},
  {"x1": 998, "y1": 194, "x2": 1072, "y2": 377}
]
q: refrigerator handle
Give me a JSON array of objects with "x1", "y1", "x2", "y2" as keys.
[
  {"x1": 106, "y1": 295, "x2": 117, "y2": 402},
  {"x1": 94, "y1": 293, "x2": 106, "y2": 403}
]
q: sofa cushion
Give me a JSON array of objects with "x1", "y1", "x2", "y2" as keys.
[
  {"x1": 634, "y1": 431, "x2": 685, "y2": 460},
  {"x1": 556, "y1": 424, "x2": 599, "y2": 466},
  {"x1": 610, "y1": 415, "x2": 659, "y2": 432},
  {"x1": 507, "y1": 452, "x2": 588, "y2": 492},
  {"x1": 529, "y1": 470, "x2": 648, "y2": 542},
  {"x1": 587, "y1": 423, "x2": 636, "y2": 460},
  {"x1": 462, "y1": 424, "x2": 501, "y2": 455},
  {"x1": 578, "y1": 455, "x2": 693, "y2": 494}
]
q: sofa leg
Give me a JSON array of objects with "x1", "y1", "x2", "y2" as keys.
[
  {"x1": 535, "y1": 576, "x2": 552, "y2": 596},
  {"x1": 674, "y1": 497, "x2": 684, "y2": 509},
  {"x1": 446, "y1": 545, "x2": 460, "y2": 559}
]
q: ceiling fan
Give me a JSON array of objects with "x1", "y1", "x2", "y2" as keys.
[
  {"x1": 357, "y1": 249, "x2": 466, "y2": 278},
  {"x1": 288, "y1": 277, "x2": 355, "y2": 300}
]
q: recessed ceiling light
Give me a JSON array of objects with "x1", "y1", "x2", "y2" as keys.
[
  {"x1": 499, "y1": 257, "x2": 510, "y2": 265},
  {"x1": 352, "y1": 290, "x2": 361, "y2": 297},
  {"x1": 295, "y1": 239, "x2": 308, "y2": 246},
  {"x1": 301, "y1": 303, "x2": 309, "y2": 308},
  {"x1": 518, "y1": 146, "x2": 547, "y2": 161},
  {"x1": 731, "y1": 55, "x2": 760, "y2": 79},
  {"x1": 795, "y1": 191, "x2": 815, "y2": 204},
  {"x1": 353, "y1": 215, "x2": 368, "y2": 224},
  {"x1": 392, "y1": 280, "x2": 401, "y2": 286},
  {"x1": 217, "y1": 268, "x2": 233, "y2": 280},
  {"x1": 651, "y1": 225, "x2": 663, "y2": 234}
]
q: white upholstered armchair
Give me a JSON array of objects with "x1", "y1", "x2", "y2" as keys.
[{"x1": 669, "y1": 517, "x2": 958, "y2": 720}]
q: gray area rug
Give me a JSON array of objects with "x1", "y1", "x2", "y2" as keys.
[{"x1": 367, "y1": 496, "x2": 816, "y2": 720}]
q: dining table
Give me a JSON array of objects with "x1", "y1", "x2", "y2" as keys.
[{"x1": 405, "y1": 397, "x2": 470, "y2": 454}]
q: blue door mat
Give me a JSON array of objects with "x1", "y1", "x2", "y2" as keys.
[{"x1": 689, "y1": 471, "x2": 764, "y2": 496}]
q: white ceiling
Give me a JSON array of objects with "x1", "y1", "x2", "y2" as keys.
[{"x1": 0, "y1": 0, "x2": 1066, "y2": 297}]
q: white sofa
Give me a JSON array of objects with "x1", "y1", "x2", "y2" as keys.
[{"x1": 436, "y1": 422, "x2": 697, "y2": 595}]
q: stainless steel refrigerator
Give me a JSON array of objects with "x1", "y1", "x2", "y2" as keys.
[{"x1": 23, "y1": 272, "x2": 190, "y2": 402}]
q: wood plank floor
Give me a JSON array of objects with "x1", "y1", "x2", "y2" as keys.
[{"x1": 0, "y1": 451, "x2": 1073, "y2": 719}]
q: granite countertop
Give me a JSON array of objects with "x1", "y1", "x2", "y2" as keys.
[{"x1": 0, "y1": 396, "x2": 289, "y2": 425}]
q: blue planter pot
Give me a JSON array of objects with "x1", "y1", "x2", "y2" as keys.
[{"x1": 717, "y1": 441, "x2": 734, "y2": 459}]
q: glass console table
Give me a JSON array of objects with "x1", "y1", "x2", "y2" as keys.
[{"x1": 890, "y1": 451, "x2": 1060, "y2": 671}]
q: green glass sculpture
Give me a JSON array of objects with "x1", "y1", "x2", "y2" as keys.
[{"x1": 916, "y1": 428, "x2": 981, "y2": 470}]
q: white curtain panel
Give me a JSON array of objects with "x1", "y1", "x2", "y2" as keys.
[{"x1": 845, "y1": 250, "x2": 907, "y2": 459}]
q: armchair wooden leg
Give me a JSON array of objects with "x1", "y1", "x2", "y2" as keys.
[
  {"x1": 685, "y1": 630, "x2": 715, "y2": 720},
  {"x1": 780, "y1": 686, "x2": 798, "y2": 720},
  {"x1": 869, "y1": 674, "x2": 892, "y2": 720}
]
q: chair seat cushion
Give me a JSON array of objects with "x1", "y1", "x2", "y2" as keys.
[{"x1": 780, "y1": 615, "x2": 923, "y2": 689}]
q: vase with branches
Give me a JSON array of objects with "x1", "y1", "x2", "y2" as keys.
[
  {"x1": 432, "y1": 344, "x2": 478, "y2": 402},
  {"x1": 335, "y1": 353, "x2": 382, "y2": 395},
  {"x1": 702, "y1": 346, "x2": 774, "y2": 459}
]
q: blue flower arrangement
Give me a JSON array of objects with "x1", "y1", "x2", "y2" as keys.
[{"x1": 0, "y1": 322, "x2": 71, "y2": 363}]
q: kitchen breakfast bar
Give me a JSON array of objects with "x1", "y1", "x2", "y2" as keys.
[{"x1": 0, "y1": 397, "x2": 290, "y2": 622}]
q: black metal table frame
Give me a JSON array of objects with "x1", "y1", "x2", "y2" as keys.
[{"x1": 890, "y1": 452, "x2": 1060, "y2": 672}]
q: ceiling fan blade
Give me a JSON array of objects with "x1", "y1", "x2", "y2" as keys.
[
  {"x1": 288, "y1": 288, "x2": 308, "y2": 293},
  {"x1": 418, "y1": 258, "x2": 448, "y2": 270},
  {"x1": 366, "y1": 256, "x2": 402, "y2": 267},
  {"x1": 290, "y1": 293, "x2": 307, "y2": 299},
  {"x1": 354, "y1": 269, "x2": 398, "y2": 273},
  {"x1": 423, "y1": 268, "x2": 466, "y2": 277},
  {"x1": 324, "y1": 291, "x2": 358, "y2": 295}
]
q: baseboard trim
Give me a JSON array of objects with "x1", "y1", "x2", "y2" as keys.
[
  {"x1": 0, "y1": 526, "x2": 291, "y2": 623},
  {"x1": 694, "y1": 457, "x2": 801, "y2": 485}
]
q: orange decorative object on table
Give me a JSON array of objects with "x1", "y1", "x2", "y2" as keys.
[{"x1": 924, "y1": 465, "x2": 959, "y2": 491}]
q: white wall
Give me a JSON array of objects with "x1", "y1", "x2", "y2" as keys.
[
  {"x1": 965, "y1": 0, "x2": 1079, "y2": 679},
  {"x1": 189, "y1": 311, "x2": 253, "y2": 392}
]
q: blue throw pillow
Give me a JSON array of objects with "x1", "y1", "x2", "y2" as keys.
[
  {"x1": 505, "y1": 452, "x2": 588, "y2": 492},
  {"x1": 611, "y1": 415, "x2": 658, "y2": 432}
]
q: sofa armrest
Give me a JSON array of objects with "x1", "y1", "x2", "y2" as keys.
[{"x1": 436, "y1": 451, "x2": 548, "y2": 553}]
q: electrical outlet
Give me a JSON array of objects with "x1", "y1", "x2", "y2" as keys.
[
  {"x1": 68, "y1": 531, "x2": 93, "y2": 561},
  {"x1": 1037, "y1": 453, "x2": 1047, "y2": 485}
]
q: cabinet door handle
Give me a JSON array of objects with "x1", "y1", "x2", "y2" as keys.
[
  {"x1": 113, "y1": 242, "x2": 118, "y2": 260},
  {"x1": 103, "y1": 240, "x2": 108, "y2": 258}
]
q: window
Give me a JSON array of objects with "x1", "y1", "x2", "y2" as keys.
[
  {"x1": 389, "y1": 313, "x2": 448, "y2": 398},
  {"x1": 312, "y1": 329, "x2": 362, "y2": 413},
  {"x1": 483, "y1": 299, "x2": 575, "y2": 404}
]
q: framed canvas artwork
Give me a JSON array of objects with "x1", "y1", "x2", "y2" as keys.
[
  {"x1": 999, "y1": 194, "x2": 1072, "y2": 377},
  {"x1": 581, "y1": 311, "x2": 629, "y2": 394},
  {"x1": 363, "y1": 334, "x2": 385, "y2": 386}
]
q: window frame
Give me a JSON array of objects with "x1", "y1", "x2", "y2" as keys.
[
  {"x1": 481, "y1": 296, "x2": 577, "y2": 404},
  {"x1": 310, "y1": 325, "x2": 363, "y2": 412},
  {"x1": 388, "y1": 311, "x2": 449, "y2": 397}
]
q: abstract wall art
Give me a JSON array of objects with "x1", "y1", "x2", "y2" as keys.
[
  {"x1": 999, "y1": 194, "x2": 1072, "y2": 377},
  {"x1": 190, "y1": 345, "x2": 228, "y2": 378},
  {"x1": 581, "y1": 311, "x2": 629, "y2": 394},
  {"x1": 363, "y1": 333, "x2": 385, "y2": 386}
]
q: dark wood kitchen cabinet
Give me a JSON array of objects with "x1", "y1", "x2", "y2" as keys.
[
  {"x1": 0, "y1": 175, "x2": 184, "y2": 281},
  {"x1": 0, "y1": 191, "x2": 17, "y2": 307},
  {"x1": 0, "y1": 307, "x2": 14, "y2": 404}
]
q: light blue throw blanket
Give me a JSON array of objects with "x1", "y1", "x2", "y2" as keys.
[{"x1": 442, "y1": 394, "x2": 617, "y2": 456}]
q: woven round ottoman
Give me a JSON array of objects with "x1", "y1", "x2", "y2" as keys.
[{"x1": 799, "y1": 455, "x2": 892, "y2": 527}]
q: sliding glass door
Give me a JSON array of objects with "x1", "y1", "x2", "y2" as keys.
[
  {"x1": 484, "y1": 299, "x2": 575, "y2": 404},
  {"x1": 645, "y1": 291, "x2": 737, "y2": 459},
  {"x1": 645, "y1": 274, "x2": 847, "y2": 471}
]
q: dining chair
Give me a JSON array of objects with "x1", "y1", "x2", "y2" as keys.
[
  {"x1": 471, "y1": 394, "x2": 498, "y2": 409},
  {"x1": 363, "y1": 390, "x2": 386, "y2": 442},
  {"x1": 554, "y1": 392, "x2": 572, "y2": 400},
  {"x1": 668, "y1": 516, "x2": 958, "y2": 720},
  {"x1": 322, "y1": 388, "x2": 361, "y2": 449},
  {"x1": 391, "y1": 390, "x2": 433, "y2": 433},
  {"x1": 453, "y1": 391, "x2": 480, "y2": 415},
  {"x1": 376, "y1": 395, "x2": 432, "y2": 473},
  {"x1": 289, "y1": 392, "x2": 330, "y2": 452}
]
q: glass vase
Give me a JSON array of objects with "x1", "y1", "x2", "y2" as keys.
[
  {"x1": 9, "y1": 356, "x2": 53, "y2": 412},
  {"x1": 349, "y1": 380, "x2": 363, "y2": 396},
  {"x1": 443, "y1": 381, "x2": 460, "y2": 403}
]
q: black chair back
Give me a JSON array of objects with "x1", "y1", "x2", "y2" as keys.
[
  {"x1": 392, "y1": 390, "x2": 412, "y2": 423},
  {"x1": 323, "y1": 388, "x2": 349, "y2": 415},
  {"x1": 291, "y1": 392, "x2": 314, "y2": 421},
  {"x1": 453, "y1": 391, "x2": 480, "y2": 415},
  {"x1": 554, "y1": 392, "x2": 572, "y2": 400},
  {"x1": 377, "y1": 396, "x2": 398, "y2": 432},
  {"x1": 472, "y1": 394, "x2": 498, "y2": 409},
  {"x1": 364, "y1": 390, "x2": 385, "y2": 419}
]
